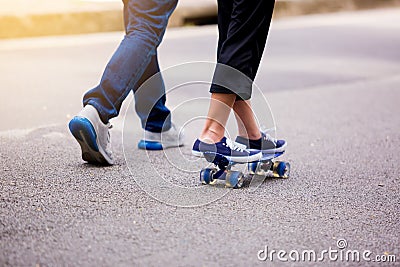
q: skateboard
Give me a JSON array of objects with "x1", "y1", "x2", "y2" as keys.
[{"x1": 200, "y1": 151, "x2": 290, "y2": 189}]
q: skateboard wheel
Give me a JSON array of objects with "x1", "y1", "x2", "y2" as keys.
[
  {"x1": 272, "y1": 161, "x2": 290, "y2": 178},
  {"x1": 225, "y1": 171, "x2": 244, "y2": 189},
  {"x1": 248, "y1": 161, "x2": 270, "y2": 176},
  {"x1": 248, "y1": 162, "x2": 259, "y2": 174},
  {"x1": 200, "y1": 168, "x2": 217, "y2": 185}
]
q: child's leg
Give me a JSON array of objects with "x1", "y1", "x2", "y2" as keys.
[
  {"x1": 199, "y1": 93, "x2": 236, "y2": 143},
  {"x1": 213, "y1": 0, "x2": 275, "y2": 89},
  {"x1": 233, "y1": 98, "x2": 287, "y2": 153},
  {"x1": 209, "y1": 0, "x2": 276, "y2": 133},
  {"x1": 193, "y1": 92, "x2": 262, "y2": 163},
  {"x1": 232, "y1": 100, "x2": 261, "y2": 140},
  {"x1": 233, "y1": 99, "x2": 286, "y2": 153}
]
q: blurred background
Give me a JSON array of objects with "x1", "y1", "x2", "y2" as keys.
[
  {"x1": 0, "y1": 0, "x2": 399, "y2": 131},
  {"x1": 1, "y1": 0, "x2": 400, "y2": 38}
]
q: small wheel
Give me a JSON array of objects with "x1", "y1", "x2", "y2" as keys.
[
  {"x1": 225, "y1": 171, "x2": 244, "y2": 189},
  {"x1": 200, "y1": 168, "x2": 217, "y2": 184},
  {"x1": 248, "y1": 162, "x2": 259, "y2": 174},
  {"x1": 272, "y1": 161, "x2": 290, "y2": 178},
  {"x1": 249, "y1": 161, "x2": 270, "y2": 176}
]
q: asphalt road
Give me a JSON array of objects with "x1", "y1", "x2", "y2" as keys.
[{"x1": 1, "y1": 8, "x2": 399, "y2": 266}]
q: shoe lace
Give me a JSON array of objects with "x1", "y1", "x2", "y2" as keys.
[
  {"x1": 260, "y1": 126, "x2": 275, "y2": 133},
  {"x1": 260, "y1": 127, "x2": 277, "y2": 144},
  {"x1": 105, "y1": 123, "x2": 112, "y2": 150},
  {"x1": 224, "y1": 138, "x2": 245, "y2": 152},
  {"x1": 263, "y1": 133, "x2": 273, "y2": 141}
]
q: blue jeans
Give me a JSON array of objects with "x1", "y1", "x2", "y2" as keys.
[{"x1": 83, "y1": 0, "x2": 178, "y2": 133}]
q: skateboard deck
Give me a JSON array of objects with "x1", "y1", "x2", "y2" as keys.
[{"x1": 200, "y1": 151, "x2": 290, "y2": 188}]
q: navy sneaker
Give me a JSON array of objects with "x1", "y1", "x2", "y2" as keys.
[
  {"x1": 235, "y1": 131, "x2": 287, "y2": 154},
  {"x1": 192, "y1": 137, "x2": 262, "y2": 163}
]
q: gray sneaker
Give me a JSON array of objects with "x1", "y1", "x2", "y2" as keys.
[
  {"x1": 235, "y1": 131, "x2": 287, "y2": 154},
  {"x1": 69, "y1": 105, "x2": 114, "y2": 165},
  {"x1": 138, "y1": 123, "x2": 184, "y2": 150}
]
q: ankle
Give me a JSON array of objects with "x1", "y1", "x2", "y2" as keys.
[
  {"x1": 199, "y1": 129, "x2": 224, "y2": 144},
  {"x1": 239, "y1": 132, "x2": 261, "y2": 140}
]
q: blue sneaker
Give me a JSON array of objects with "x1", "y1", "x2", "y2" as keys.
[
  {"x1": 69, "y1": 105, "x2": 114, "y2": 165},
  {"x1": 235, "y1": 131, "x2": 287, "y2": 154},
  {"x1": 138, "y1": 123, "x2": 184, "y2": 150},
  {"x1": 192, "y1": 137, "x2": 262, "y2": 163}
]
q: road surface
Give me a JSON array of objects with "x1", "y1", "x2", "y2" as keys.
[{"x1": 0, "y1": 8, "x2": 399, "y2": 266}]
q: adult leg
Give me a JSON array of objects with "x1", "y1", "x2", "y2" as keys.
[
  {"x1": 122, "y1": 0, "x2": 171, "y2": 133},
  {"x1": 133, "y1": 54, "x2": 171, "y2": 133},
  {"x1": 70, "y1": 0, "x2": 178, "y2": 165},
  {"x1": 82, "y1": 0, "x2": 178, "y2": 124}
]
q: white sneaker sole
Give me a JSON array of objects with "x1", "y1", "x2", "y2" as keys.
[
  {"x1": 191, "y1": 150, "x2": 204, "y2": 158},
  {"x1": 192, "y1": 150, "x2": 262, "y2": 163},
  {"x1": 249, "y1": 141, "x2": 287, "y2": 154}
]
